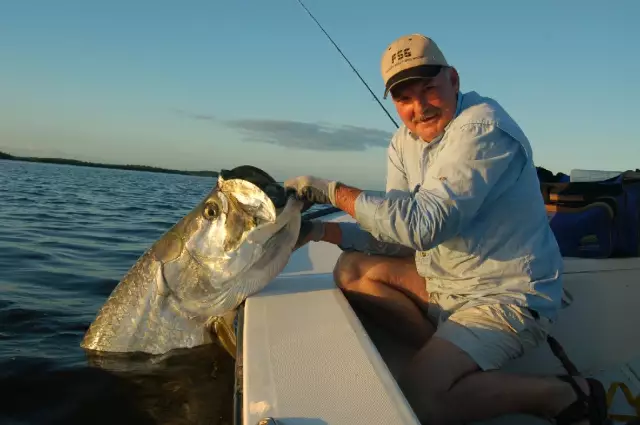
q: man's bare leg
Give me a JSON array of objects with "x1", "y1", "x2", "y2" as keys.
[
  {"x1": 401, "y1": 336, "x2": 601, "y2": 425},
  {"x1": 332, "y1": 251, "x2": 435, "y2": 348}
]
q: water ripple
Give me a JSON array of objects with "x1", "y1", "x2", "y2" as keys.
[{"x1": 0, "y1": 160, "x2": 235, "y2": 425}]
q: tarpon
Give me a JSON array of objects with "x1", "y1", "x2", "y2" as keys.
[{"x1": 81, "y1": 167, "x2": 304, "y2": 357}]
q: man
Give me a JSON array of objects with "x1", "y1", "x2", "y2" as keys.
[{"x1": 285, "y1": 34, "x2": 608, "y2": 425}]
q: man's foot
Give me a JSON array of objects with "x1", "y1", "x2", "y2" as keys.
[{"x1": 553, "y1": 375, "x2": 608, "y2": 425}]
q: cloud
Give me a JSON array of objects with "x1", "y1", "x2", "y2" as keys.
[
  {"x1": 225, "y1": 119, "x2": 392, "y2": 151},
  {"x1": 174, "y1": 109, "x2": 393, "y2": 151},
  {"x1": 173, "y1": 109, "x2": 217, "y2": 122}
]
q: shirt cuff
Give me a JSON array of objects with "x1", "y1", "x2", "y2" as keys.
[
  {"x1": 337, "y1": 222, "x2": 367, "y2": 251},
  {"x1": 353, "y1": 191, "x2": 383, "y2": 235}
]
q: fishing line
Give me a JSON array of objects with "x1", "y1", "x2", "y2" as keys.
[
  {"x1": 294, "y1": 0, "x2": 399, "y2": 129},
  {"x1": 294, "y1": 0, "x2": 397, "y2": 220}
]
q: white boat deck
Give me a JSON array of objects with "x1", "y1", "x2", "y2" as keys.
[{"x1": 242, "y1": 212, "x2": 640, "y2": 425}]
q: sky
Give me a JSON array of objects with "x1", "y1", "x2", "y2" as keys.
[{"x1": 1, "y1": 0, "x2": 639, "y2": 190}]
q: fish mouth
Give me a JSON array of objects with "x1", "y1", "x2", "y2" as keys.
[
  {"x1": 219, "y1": 165, "x2": 277, "y2": 188},
  {"x1": 219, "y1": 165, "x2": 289, "y2": 209},
  {"x1": 262, "y1": 183, "x2": 290, "y2": 210}
]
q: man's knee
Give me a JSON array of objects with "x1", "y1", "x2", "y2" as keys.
[{"x1": 332, "y1": 251, "x2": 365, "y2": 290}]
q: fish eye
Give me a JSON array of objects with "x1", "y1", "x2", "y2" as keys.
[{"x1": 203, "y1": 203, "x2": 220, "y2": 220}]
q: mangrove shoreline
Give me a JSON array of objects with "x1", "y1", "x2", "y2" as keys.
[
  {"x1": 0, "y1": 151, "x2": 218, "y2": 178},
  {"x1": 1, "y1": 150, "x2": 575, "y2": 183}
]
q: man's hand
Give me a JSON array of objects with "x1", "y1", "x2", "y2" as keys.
[
  {"x1": 285, "y1": 175, "x2": 364, "y2": 219},
  {"x1": 284, "y1": 176, "x2": 339, "y2": 206}
]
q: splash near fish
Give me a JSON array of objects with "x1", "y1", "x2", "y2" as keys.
[{"x1": 81, "y1": 166, "x2": 303, "y2": 357}]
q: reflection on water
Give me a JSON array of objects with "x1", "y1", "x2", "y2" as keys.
[{"x1": 1, "y1": 343, "x2": 235, "y2": 425}]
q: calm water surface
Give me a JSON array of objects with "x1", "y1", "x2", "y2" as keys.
[{"x1": 0, "y1": 160, "x2": 237, "y2": 425}]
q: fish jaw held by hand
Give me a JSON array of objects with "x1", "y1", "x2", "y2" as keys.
[{"x1": 81, "y1": 176, "x2": 303, "y2": 355}]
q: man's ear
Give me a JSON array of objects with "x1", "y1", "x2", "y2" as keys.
[{"x1": 448, "y1": 67, "x2": 460, "y2": 92}]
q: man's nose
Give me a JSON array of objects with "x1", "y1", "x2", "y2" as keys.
[{"x1": 412, "y1": 97, "x2": 430, "y2": 114}]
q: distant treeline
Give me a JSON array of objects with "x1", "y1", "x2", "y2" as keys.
[
  {"x1": 0, "y1": 150, "x2": 579, "y2": 182},
  {"x1": 0, "y1": 151, "x2": 218, "y2": 178}
]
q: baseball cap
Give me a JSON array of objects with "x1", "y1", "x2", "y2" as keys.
[{"x1": 381, "y1": 34, "x2": 448, "y2": 99}]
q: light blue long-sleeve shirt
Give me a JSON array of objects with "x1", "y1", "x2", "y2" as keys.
[{"x1": 338, "y1": 91, "x2": 564, "y2": 321}]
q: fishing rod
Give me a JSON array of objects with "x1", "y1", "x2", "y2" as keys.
[
  {"x1": 295, "y1": 0, "x2": 399, "y2": 129},
  {"x1": 294, "y1": 0, "x2": 398, "y2": 220}
]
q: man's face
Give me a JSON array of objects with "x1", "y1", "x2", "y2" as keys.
[{"x1": 390, "y1": 67, "x2": 459, "y2": 142}]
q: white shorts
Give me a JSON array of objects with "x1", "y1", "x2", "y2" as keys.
[{"x1": 427, "y1": 303, "x2": 551, "y2": 371}]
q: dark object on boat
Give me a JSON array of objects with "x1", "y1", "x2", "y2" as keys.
[
  {"x1": 537, "y1": 166, "x2": 569, "y2": 183},
  {"x1": 540, "y1": 170, "x2": 640, "y2": 258}
]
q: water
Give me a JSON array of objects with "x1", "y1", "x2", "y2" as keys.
[{"x1": 0, "y1": 160, "x2": 244, "y2": 425}]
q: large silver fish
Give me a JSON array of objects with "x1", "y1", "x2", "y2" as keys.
[{"x1": 81, "y1": 169, "x2": 303, "y2": 356}]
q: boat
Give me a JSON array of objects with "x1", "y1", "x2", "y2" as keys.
[
  {"x1": 222, "y1": 5, "x2": 640, "y2": 422},
  {"x1": 231, "y1": 170, "x2": 640, "y2": 425}
]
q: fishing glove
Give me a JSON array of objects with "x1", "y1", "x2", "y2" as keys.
[{"x1": 284, "y1": 176, "x2": 339, "y2": 206}]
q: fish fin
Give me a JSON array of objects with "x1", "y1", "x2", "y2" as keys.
[
  {"x1": 208, "y1": 310, "x2": 238, "y2": 359},
  {"x1": 233, "y1": 212, "x2": 301, "y2": 298}
]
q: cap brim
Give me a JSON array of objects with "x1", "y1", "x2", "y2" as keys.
[{"x1": 383, "y1": 65, "x2": 444, "y2": 99}]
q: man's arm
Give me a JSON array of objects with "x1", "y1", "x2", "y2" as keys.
[
  {"x1": 334, "y1": 125, "x2": 524, "y2": 251},
  {"x1": 327, "y1": 136, "x2": 414, "y2": 257},
  {"x1": 332, "y1": 222, "x2": 416, "y2": 257},
  {"x1": 333, "y1": 132, "x2": 408, "y2": 218}
]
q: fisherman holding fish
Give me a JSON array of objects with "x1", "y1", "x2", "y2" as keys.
[{"x1": 285, "y1": 34, "x2": 608, "y2": 425}]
